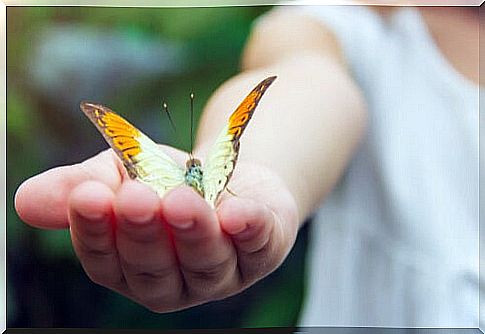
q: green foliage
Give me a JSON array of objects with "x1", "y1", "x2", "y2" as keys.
[{"x1": 7, "y1": 90, "x2": 34, "y2": 141}]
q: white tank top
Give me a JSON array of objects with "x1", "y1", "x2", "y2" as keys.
[{"x1": 281, "y1": 5, "x2": 479, "y2": 327}]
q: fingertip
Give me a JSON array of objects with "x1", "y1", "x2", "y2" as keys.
[
  {"x1": 162, "y1": 186, "x2": 212, "y2": 230},
  {"x1": 114, "y1": 180, "x2": 160, "y2": 224},
  {"x1": 69, "y1": 181, "x2": 115, "y2": 221},
  {"x1": 14, "y1": 175, "x2": 70, "y2": 229},
  {"x1": 14, "y1": 157, "x2": 122, "y2": 230},
  {"x1": 14, "y1": 179, "x2": 32, "y2": 224},
  {"x1": 218, "y1": 197, "x2": 272, "y2": 240}
]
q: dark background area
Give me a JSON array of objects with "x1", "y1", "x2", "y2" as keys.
[{"x1": 7, "y1": 6, "x2": 310, "y2": 328}]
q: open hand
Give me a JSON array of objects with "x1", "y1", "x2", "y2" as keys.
[{"x1": 15, "y1": 148, "x2": 298, "y2": 312}]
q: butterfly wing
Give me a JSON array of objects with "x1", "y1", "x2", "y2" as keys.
[
  {"x1": 80, "y1": 102, "x2": 185, "y2": 197},
  {"x1": 202, "y1": 76, "x2": 277, "y2": 207}
]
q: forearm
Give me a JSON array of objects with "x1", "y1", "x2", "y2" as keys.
[{"x1": 195, "y1": 52, "x2": 367, "y2": 223}]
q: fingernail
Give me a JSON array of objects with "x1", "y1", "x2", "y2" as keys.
[
  {"x1": 168, "y1": 220, "x2": 194, "y2": 230},
  {"x1": 228, "y1": 223, "x2": 247, "y2": 235},
  {"x1": 127, "y1": 212, "x2": 154, "y2": 224},
  {"x1": 234, "y1": 225, "x2": 255, "y2": 240},
  {"x1": 77, "y1": 210, "x2": 106, "y2": 221}
]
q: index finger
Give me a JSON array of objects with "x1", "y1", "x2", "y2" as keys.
[{"x1": 14, "y1": 150, "x2": 124, "y2": 229}]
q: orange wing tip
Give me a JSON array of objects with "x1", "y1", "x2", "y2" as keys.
[
  {"x1": 80, "y1": 101, "x2": 102, "y2": 110},
  {"x1": 80, "y1": 102, "x2": 108, "y2": 119},
  {"x1": 228, "y1": 75, "x2": 277, "y2": 131},
  {"x1": 249, "y1": 76, "x2": 277, "y2": 95},
  {"x1": 262, "y1": 75, "x2": 277, "y2": 86}
]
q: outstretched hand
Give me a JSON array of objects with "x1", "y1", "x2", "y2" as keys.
[{"x1": 15, "y1": 148, "x2": 298, "y2": 312}]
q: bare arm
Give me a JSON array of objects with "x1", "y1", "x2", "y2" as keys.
[{"x1": 196, "y1": 9, "x2": 366, "y2": 222}]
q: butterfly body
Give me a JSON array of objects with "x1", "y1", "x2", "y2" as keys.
[
  {"x1": 81, "y1": 76, "x2": 276, "y2": 208},
  {"x1": 185, "y1": 159, "x2": 204, "y2": 196}
]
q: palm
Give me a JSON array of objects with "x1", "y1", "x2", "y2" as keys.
[{"x1": 15, "y1": 148, "x2": 298, "y2": 312}]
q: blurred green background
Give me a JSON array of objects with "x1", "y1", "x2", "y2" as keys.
[{"x1": 7, "y1": 6, "x2": 310, "y2": 329}]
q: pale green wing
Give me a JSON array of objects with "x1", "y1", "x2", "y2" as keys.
[
  {"x1": 81, "y1": 102, "x2": 185, "y2": 197},
  {"x1": 202, "y1": 76, "x2": 277, "y2": 207},
  {"x1": 132, "y1": 134, "x2": 186, "y2": 196},
  {"x1": 202, "y1": 125, "x2": 237, "y2": 208}
]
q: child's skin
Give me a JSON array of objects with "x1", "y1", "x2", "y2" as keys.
[{"x1": 14, "y1": 6, "x2": 478, "y2": 312}]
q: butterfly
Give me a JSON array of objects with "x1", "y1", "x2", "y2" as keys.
[{"x1": 80, "y1": 76, "x2": 277, "y2": 208}]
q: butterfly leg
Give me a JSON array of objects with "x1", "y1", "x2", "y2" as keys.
[{"x1": 225, "y1": 187, "x2": 238, "y2": 197}]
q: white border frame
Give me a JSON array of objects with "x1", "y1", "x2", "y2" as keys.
[
  {"x1": 1, "y1": 1, "x2": 7, "y2": 332},
  {"x1": 2, "y1": 1, "x2": 483, "y2": 333}
]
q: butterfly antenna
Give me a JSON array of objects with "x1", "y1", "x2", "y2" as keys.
[
  {"x1": 190, "y1": 92, "x2": 195, "y2": 158},
  {"x1": 162, "y1": 101, "x2": 183, "y2": 148},
  {"x1": 163, "y1": 102, "x2": 177, "y2": 132}
]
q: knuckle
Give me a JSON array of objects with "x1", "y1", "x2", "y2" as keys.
[
  {"x1": 238, "y1": 243, "x2": 284, "y2": 283},
  {"x1": 132, "y1": 266, "x2": 174, "y2": 283},
  {"x1": 85, "y1": 247, "x2": 114, "y2": 258},
  {"x1": 186, "y1": 267, "x2": 223, "y2": 282},
  {"x1": 119, "y1": 255, "x2": 172, "y2": 275},
  {"x1": 183, "y1": 256, "x2": 236, "y2": 283},
  {"x1": 257, "y1": 243, "x2": 281, "y2": 268},
  {"x1": 73, "y1": 232, "x2": 114, "y2": 259},
  {"x1": 241, "y1": 234, "x2": 271, "y2": 255}
]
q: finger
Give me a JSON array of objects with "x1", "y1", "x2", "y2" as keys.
[
  {"x1": 162, "y1": 187, "x2": 238, "y2": 298},
  {"x1": 113, "y1": 181, "x2": 183, "y2": 310},
  {"x1": 16, "y1": 150, "x2": 123, "y2": 229},
  {"x1": 217, "y1": 197, "x2": 286, "y2": 283},
  {"x1": 69, "y1": 180, "x2": 128, "y2": 291}
]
